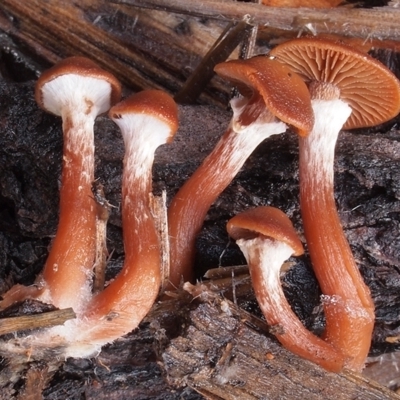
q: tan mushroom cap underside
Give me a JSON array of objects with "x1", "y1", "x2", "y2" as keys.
[
  {"x1": 214, "y1": 56, "x2": 314, "y2": 137},
  {"x1": 109, "y1": 90, "x2": 179, "y2": 143},
  {"x1": 35, "y1": 56, "x2": 121, "y2": 111},
  {"x1": 227, "y1": 206, "x2": 304, "y2": 256},
  {"x1": 269, "y1": 37, "x2": 400, "y2": 130}
]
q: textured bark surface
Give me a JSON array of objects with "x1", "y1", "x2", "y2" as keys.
[{"x1": 163, "y1": 284, "x2": 400, "y2": 400}]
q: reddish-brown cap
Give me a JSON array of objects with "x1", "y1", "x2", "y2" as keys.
[
  {"x1": 214, "y1": 56, "x2": 314, "y2": 136},
  {"x1": 227, "y1": 206, "x2": 304, "y2": 256},
  {"x1": 35, "y1": 56, "x2": 121, "y2": 114},
  {"x1": 109, "y1": 90, "x2": 179, "y2": 142},
  {"x1": 269, "y1": 37, "x2": 400, "y2": 129}
]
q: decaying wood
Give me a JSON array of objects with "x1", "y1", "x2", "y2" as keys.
[
  {"x1": 0, "y1": 0, "x2": 162, "y2": 90},
  {"x1": 92, "y1": 182, "x2": 113, "y2": 294},
  {"x1": 364, "y1": 352, "x2": 400, "y2": 390},
  {"x1": 114, "y1": 0, "x2": 400, "y2": 41},
  {"x1": 150, "y1": 191, "x2": 171, "y2": 292},
  {"x1": 3, "y1": 0, "x2": 400, "y2": 114},
  {"x1": 163, "y1": 283, "x2": 400, "y2": 400},
  {"x1": 0, "y1": 0, "x2": 231, "y2": 106},
  {"x1": 16, "y1": 362, "x2": 50, "y2": 400}
]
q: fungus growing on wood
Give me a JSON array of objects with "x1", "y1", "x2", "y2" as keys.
[
  {"x1": 0, "y1": 87, "x2": 179, "y2": 358},
  {"x1": 72, "y1": 89, "x2": 179, "y2": 348},
  {"x1": 227, "y1": 206, "x2": 344, "y2": 372},
  {"x1": 0, "y1": 57, "x2": 121, "y2": 312},
  {"x1": 167, "y1": 56, "x2": 314, "y2": 290},
  {"x1": 270, "y1": 37, "x2": 400, "y2": 371}
]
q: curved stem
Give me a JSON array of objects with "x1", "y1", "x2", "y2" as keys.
[
  {"x1": 238, "y1": 237, "x2": 344, "y2": 372},
  {"x1": 167, "y1": 98, "x2": 287, "y2": 290},
  {"x1": 299, "y1": 99, "x2": 375, "y2": 371},
  {"x1": 75, "y1": 125, "x2": 162, "y2": 347}
]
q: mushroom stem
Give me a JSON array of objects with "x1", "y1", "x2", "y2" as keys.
[
  {"x1": 0, "y1": 93, "x2": 177, "y2": 357},
  {"x1": 0, "y1": 58, "x2": 121, "y2": 312},
  {"x1": 270, "y1": 36, "x2": 400, "y2": 371},
  {"x1": 167, "y1": 56, "x2": 314, "y2": 291},
  {"x1": 5, "y1": 57, "x2": 123, "y2": 313},
  {"x1": 41, "y1": 107, "x2": 97, "y2": 310},
  {"x1": 237, "y1": 236, "x2": 344, "y2": 372},
  {"x1": 299, "y1": 98, "x2": 375, "y2": 371},
  {"x1": 72, "y1": 91, "x2": 178, "y2": 346},
  {"x1": 79, "y1": 129, "x2": 161, "y2": 344},
  {"x1": 1, "y1": 111, "x2": 97, "y2": 312},
  {"x1": 167, "y1": 96, "x2": 287, "y2": 289}
]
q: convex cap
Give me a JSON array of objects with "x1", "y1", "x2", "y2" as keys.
[
  {"x1": 227, "y1": 206, "x2": 304, "y2": 256},
  {"x1": 269, "y1": 37, "x2": 400, "y2": 129},
  {"x1": 214, "y1": 56, "x2": 314, "y2": 136},
  {"x1": 109, "y1": 89, "x2": 179, "y2": 143},
  {"x1": 35, "y1": 56, "x2": 121, "y2": 116}
]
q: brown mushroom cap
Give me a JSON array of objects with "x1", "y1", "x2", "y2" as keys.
[
  {"x1": 227, "y1": 206, "x2": 304, "y2": 256},
  {"x1": 35, "y1": 56, "x2": 121, "y2": 115},
  {"x1": 214, "y1": 56, "x2": 314, "y2": 136},
  {"x1": 109, "y1": 89, "x2": 179, "y2": 143},
  {"x1": 269, "y1": 37, "x2": 400, "y2": 129}
]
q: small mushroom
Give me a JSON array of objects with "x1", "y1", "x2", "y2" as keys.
[
  {"x1": 0, "y1": 57, "x2": 121, "y2": 311},
  {"x1": 167, "y1": 56, "x2": 314, "y2": 290},
  {"x1": 227, "y1": 206, "x2": 344, "y2": 372},
  {"x1": 75, "y1": 90, "x2": 179, "y2": 346},
  {"x1": 270, "y1": 37, "x2": 400, "y2": 370}
]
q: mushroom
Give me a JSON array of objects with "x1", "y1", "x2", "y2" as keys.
[
  {"x1": 72, "y1": 90, "x2": 179, "y2": 347},
  {"x1": 270, "y1": 37, "x2": 400, "y2": 370},
  {"x1": 167, "y1": 56, "x2": 314, "y2": 290},
  {"x1": 0, "y1": 57, "x2": 121, "y2": 311},
  {"x1": 227, "y1": 206, "x2": 343, "y2": 371}
]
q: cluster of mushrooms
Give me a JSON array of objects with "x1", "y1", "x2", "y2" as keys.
[{"x1": 1, "y1": 37, "x2": 400, "y2": 374}]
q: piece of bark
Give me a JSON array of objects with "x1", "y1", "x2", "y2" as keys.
[
  {"x1": 150, "y1": 191, "x2": 171, "y2": 292},
  {"x1": 364, "y1": 352, "x2": 400, "y2": 391},
  {"x1": 163, "y1": 283, "x2": 400, "y2": 400},
  {"x1": 114, "y1": 0, "x2": 400, "y2": 41},
  {"x1": 92, "y1": 182, "x2": 113, "y2": 293},
  {"x1": 16, "y1": 362, "x2": 50, "y2": 400}
]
